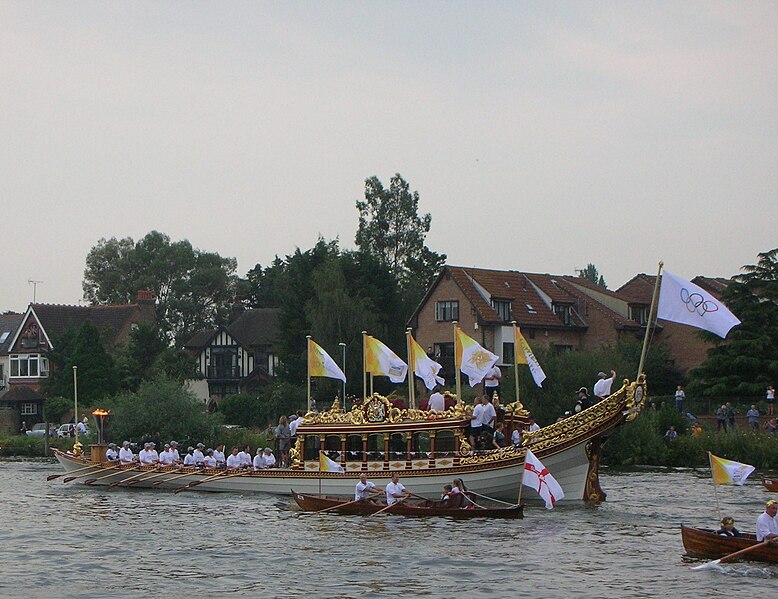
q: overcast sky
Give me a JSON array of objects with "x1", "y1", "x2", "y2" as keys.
[{"x1": 2, "y1": 1, "x2": 776, "y2": 312}]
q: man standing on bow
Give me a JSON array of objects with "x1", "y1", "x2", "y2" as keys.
[{"x1": 593, "y1": 369, "x2": 617, "y2": 401}]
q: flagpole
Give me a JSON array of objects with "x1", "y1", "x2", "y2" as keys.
[
  {"x1": 453, "y1": 322, "x2": 461, "y2": 405},
  {"x1": 512, "y1": 322, "x2": 520, "y2": 407},
  {"x1": 637, "y1": 261, "x2": 664, "y2": 380},
  {"x1": 72, "y1": 365, "x2": 79, "y2": 444},
  {"x1": 362, "y1": 331, "x2": 367, "y2": 401},
  {"x1": 517, "y1": 464, "x2": 524, "y2": 506},
  {"x1": 708, "y1": 452, "x2": 722, "y2": 522},
  {"x1": 406, "y1": 329, "x2": 415, "y2": 410},
  {"x1": 306, "y1": 336, "x2": 312, "y2": 412}
]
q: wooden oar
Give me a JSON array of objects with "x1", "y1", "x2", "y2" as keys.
[
  {"x1": 152, "y1": 467, "x2": 195, "y2": 487},
  {"x1": 49, "y1": 463, "x2": 101, "y2": 481},
  {"x1": 173, "y1": 469, "x2": 248, "y2": 494},
  {"x1": 370, "y1": 497, "x2": 406, "y2": 517},
  {"x1": 129, "y1": 466, "x2": 183, "y2": 486},
  {"x1": 109, "y1": 465, "x2": 161, "y2": 487},
  {"x1": 63, "y1": 463, "x2": 121, "y2": 483},
  {"x1": 691, "y1": 540, "x2": 771, "y2": 570},
  {"x1": 84, "y1": 465, "x2": 142, "y2": 485},
  {"x1": 315, "y1": 497, "x2": 368, "y2": 514}
]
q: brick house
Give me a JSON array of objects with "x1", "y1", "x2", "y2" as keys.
[
  {"x1": 0, "y1": 292, "x2": 156, "y2": 434},
  {"x1": 184, "y1": 308, "x2": 280, "y2": 404},
  {"x1": 407, "y1": 266, "x2": 643, "y2": 379}
]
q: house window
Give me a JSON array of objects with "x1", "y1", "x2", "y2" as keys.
[
  {"x1": 10, "y1": 354, "x2": 49, "y2": 378},
  {"x1": 554, "y1": 303, "x2": 572, "y2": 326},
  {"x1": 0, "y1": 331, "x2": 9, "y2": 344},
  {"x1": 435, "y1": 300, "x2": 459, "y2": 322},
  {"x1": 21, "y1": 403, "x2": 38, "y2": 415},
  {"x1": 492, "y1": 299, "x2": 512, "y2": 321},
  {"x1": 525, "y1": 303, "x2": 537, "y2": 314},
  {"x1": 502, "y1": 342, "x2": 515, "y2": 365},
  {"x1": 528, "y1": 329, "x2": 536, "y2": 339},
  {"x1": 630, "y1": 305, "x2": 649, "y2": 325}
]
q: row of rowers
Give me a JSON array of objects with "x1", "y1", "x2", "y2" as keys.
[
  {"x1": 105, "y1": 441, "x2": 278, "y2": 470},
  {"x1": 355, "y1": 472, "x2": 473, "y2": 507}
]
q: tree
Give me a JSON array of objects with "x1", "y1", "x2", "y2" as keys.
[
  {"x1": 82, "y1": 231, "x2": 238, "y2": 345},
  {"x1": 46, "y1": 321, "x2": 118, "y2": 407},
  {"x1": 117, "y1": 323, "x2": 198, "y2": 391},
  {"x1": 689, "y1": 248, "x2": 778, "y2": 396},
  {"x1": 355, "y1": 173, "x2": 446, "y2": 312},
  {"x1": 579, "y1": 263, "x2": 607, "y2": 289}
]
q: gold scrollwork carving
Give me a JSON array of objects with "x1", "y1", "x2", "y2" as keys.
[{"x1": 290, "y1": 437, "x2": 302, "y2": 468}]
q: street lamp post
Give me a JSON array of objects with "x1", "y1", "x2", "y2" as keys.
[{"x1": 338, "y1": 342, "x2": 346, "y2": 408}]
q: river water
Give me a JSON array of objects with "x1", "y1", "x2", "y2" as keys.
[{"x1": 0, "y1": 460, "x2": 775, "y2": 598}]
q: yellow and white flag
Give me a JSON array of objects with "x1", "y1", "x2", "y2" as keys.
[
  {"x1": 319, "y1": 451, "x2": 344, "y2": 473},
  {"x1": 514, "y1": 325, "x2": 546, "y2": 387},
  {"x1": 308, "y1": 338, "x2": 346, "y2": 382},
  {"x1": 455, "y1": 327, "x2": 498, "y2": 387},
  {"x1": 365, "y1": 335, "x2": 408, "y2": 383},
  {"x1": 709, "y1": 452, "x2": 755, "y2": 486},
  {"x1": 408, "y1": 332, "x2": 445, "y2": 390}
]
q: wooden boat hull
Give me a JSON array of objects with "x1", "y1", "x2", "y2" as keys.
[
  {"x1": 680, "y1": 525, "x2": 778, "y2": 564},
  {"x1": 52, "y1": 379, "x2": 648, "y2": 502},
  {"x1": 762, "y1": 477, "x2": 778, "y2": 492},
  {"x1": 291, "y1": 491, "x2": 523, "y2": 518}
]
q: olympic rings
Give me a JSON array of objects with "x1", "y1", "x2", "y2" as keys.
[{"x1": 680, "y1": 288, "x2": 719, "y2": 316}]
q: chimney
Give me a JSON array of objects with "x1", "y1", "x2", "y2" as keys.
[{"x1": 136, "y1": 290, "x2": 155, "y2": 304}]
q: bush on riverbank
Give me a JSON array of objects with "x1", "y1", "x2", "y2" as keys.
[
  {"x1": 0, "y1": 435, "x2": 79, "y2": 457},
  {"x1": 603, "y1": 405, "x2": 778, "y2": 469}
]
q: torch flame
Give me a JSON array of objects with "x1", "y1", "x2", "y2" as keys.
[{"x1": 92, "y1": 409, "x2": 111, "y2": 416}]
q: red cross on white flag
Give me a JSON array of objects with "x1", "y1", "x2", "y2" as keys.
[{"x1": 522, "y1": 448, "x2": 565, "y2": 509}]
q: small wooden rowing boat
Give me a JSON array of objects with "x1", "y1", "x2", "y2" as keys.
[
  {"x1": 681, "y1": 525, "x2": 778, "y2": 565},
  {"x1": 291, "y1": 490, "x2": 523, "y2": 518},
  {"x1": 762, "y1": 477, "x2": 778, "y2": 492}
]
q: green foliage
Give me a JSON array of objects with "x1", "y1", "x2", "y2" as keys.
[
  {"x1": 44, "y1": 396, "x2": 72, "y2": 423},
  {"x1": 102, "y1": 377, "x2": 223, "y2": 444},
  {"x1": 46, "y1": 321, "x2": 118, "y2": 405},
  {"x1": 82, "y1": 231, "x2": 239, "y2": 345},
  {"x1": 579, "y1": 263, "x2": 607, "y2": 289},
  {"x1": 355, "y1": 173, "x2": 446, "y2": 312},
  {"x1": 0, "y1": 435, "x2": 74, "y2": 456},
  {"x1": 117, "y1": 324, "x2": 198, "y2": 390},
  {"x1": 689, "y1": 248, "x2": 778, "y2": 397},
  {"x1": 218, "y1": 382, "x2": 307, "y2": 430}
]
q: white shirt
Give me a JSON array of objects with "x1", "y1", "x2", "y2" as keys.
[
  {"x1": 106, "y1": 448, "x2": 118, "y2": 461},
  {"x1": 593, "y1": 375, "x2": 615, "y2": 398},
  {"x1": 226, "y1": 454, "x2": 242, "y2": 468},
  {"x1": 756, "y1": 512, "x2": 778, "y2": 541},
  {"x1": 170, "y1": 448, "x2": 181, "y2": 463},
  {"x1": 237, "y1": 451, "x2": 252, "y2": 467},
  {"x1": 76, "y1": 422, "x2": 87, "y2": 433},
  {"x1": 484, "y1": 366, "x2": 501, "y2": 388},
  {"x1": 183, "y1": 454, "x2": 196, "y2": 466},
  {"x1": 385, "y1": 481, "x2": 406, "y2": 505},
  {"x1": 138, "y1": 449, "x2": 156, "y2": 465},
  {"x1": 478, "y1": 403, "x2": 497, "y2": 428},
  {"x1": 428, "y1": 392, "x2": 445, "y2": 412},
  {"x1": 253, "y1": 454, "x2": 265, "y2": 470},
  {"x1": 511, "y1": 430, "x2": 522, "y2": 445},
  {"x1": 260, "y1": 453, "x2": 275, "y2": 468},
  {"x1": 158, "y1": 450, "x2": 174, "y2": 465},
  {"x1": 119, "y1": 447, "x2": 135, "y2": 465},
  {"x1": 203, "y1": 455, "x2": 217, "y2": 468},
  {"x1": 528, "y1": 422, "x2": 540, "y2": 432},
  {"x1": 213, "y1": 449, "x2": 226, "y2": 465},
  {"x1": 355, "y1": 481, "x2": 376, "y2": 500},
  {"x1": 471, "y1": 404, "x2": 483, "y2": 427},
  {"x1": 289, "y1": 418, "x2": 304, "y2": 436},
  {"x1": 193, "y1": 449, "x2": 205, "y2": 464}
]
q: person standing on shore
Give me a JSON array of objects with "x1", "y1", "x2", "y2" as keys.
[
  {"x1": 747, "y1": 405, "x2": 761, "y2": 430},
  {"x1": 674, "y1": 385, "x2": 686, "y2": 413},
  {"x1": 767, "y1": 385, "x2": 775, "y2": 416}
]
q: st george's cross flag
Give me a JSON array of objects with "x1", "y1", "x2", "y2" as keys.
[
  {"x1": 514, "y1": 325, "x2": 546, "y2": 387},
  {"x1": 455, "y1": 327, "x2": 499, "y2": 387},
  {"x1": 319, "y1": 451, "x2": 344, "y2": 473},
  {"x1": 408, "y1": 332, "x2": 445, "y2": 390},
  {"x1": 364, "y1": 335, "x2": 408, "y2": 383},
  {"x1": 308, "y1": 338, "x2": 347, "y2": 382},
  {"x1": 522, "y1": 449, "x2": 565, "y2": 509},
  {"x1": 657, "y1": 270, "x2": 741, "y2": 339},
  {"x1": 709, "y1": 452, "x2": 755, "y2": 486}
]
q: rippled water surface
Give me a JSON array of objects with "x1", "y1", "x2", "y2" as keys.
[{"x1": 0, "y1": 460, "x2": 775, "y2": 598}]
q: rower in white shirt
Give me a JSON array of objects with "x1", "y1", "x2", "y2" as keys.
[
  {"x1": 105, "y1": 443, "x2": 119, "y2": 462},
  {"x1": 237, "y1": 445, "x2": 252, "y2": 468},
  {"x1": 119, "y1": 441, "x2": 136, "y2": 465},
  {"x1": 183, "y1": 447, "x2": 196, "y2": 466},
  {"x1": 258, "y1": 447, "x2": 276, "y2": 469},
  {"x1": 213, "y1": 444, "x2": 226, "y2": 467},
  {"x1": 138, "y1": 443, "x2": 158, "y2": 465},
  {"x1": 192, "y1": 443, "x2": 205, "y2": 466},
  {"x1": 158, "y1": 444, "x2": 174, "y2": 465},
  {"x1": 203, "y1": 449, "x2": 217, "y2": 468},
  {"x1": 226, "y1": 447, "x2": 242, "y2": 469},
  {"x1": 169, "y1": 440, "x2": 181, "y2": 464},
  {"x1": 148, "y1": 443, "x2": 160, "y2": 464}
]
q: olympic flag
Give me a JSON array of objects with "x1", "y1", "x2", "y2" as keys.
[
  {"x1": 514, "y1": 325, "x2": 546, "y2": 387},
  {"x1": 522, "y1": 449, "x2": 564, "y2": 509},
  {"x1": 657, "y1": 270, "x2": 741, "y2": 339},
  {"x1": 308, "y1": 338, "x2": 347, "y2": 382},
  {"x1": 455, "y1": 327, "x2": 499, "y2": 387}
]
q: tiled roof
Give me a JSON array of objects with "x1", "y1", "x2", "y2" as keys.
[
  {"x1": 555, "y1": 277, "x2": 639, "y2": 330},
  {"x1": 184, "y1": 308, "x2": 280, "y2": 351},
  {"x1": 0, "y1": 313, "x2": 23, "y2": 354},
  {"x1": 184, "y1": 328, "x2": 216, "y2": 349},
  {"x1": 0, "y1": 385, "x2": 45, "y2": 403},
  {"x1": 692, "y1": 276, "x2": 730, "y2": 298},
  {"x1": 32, "y1": 303, "x2": 143, "y2": 343},
  {"x1": 614, "y1": 274, "x2": 656, "y2": 304}
]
